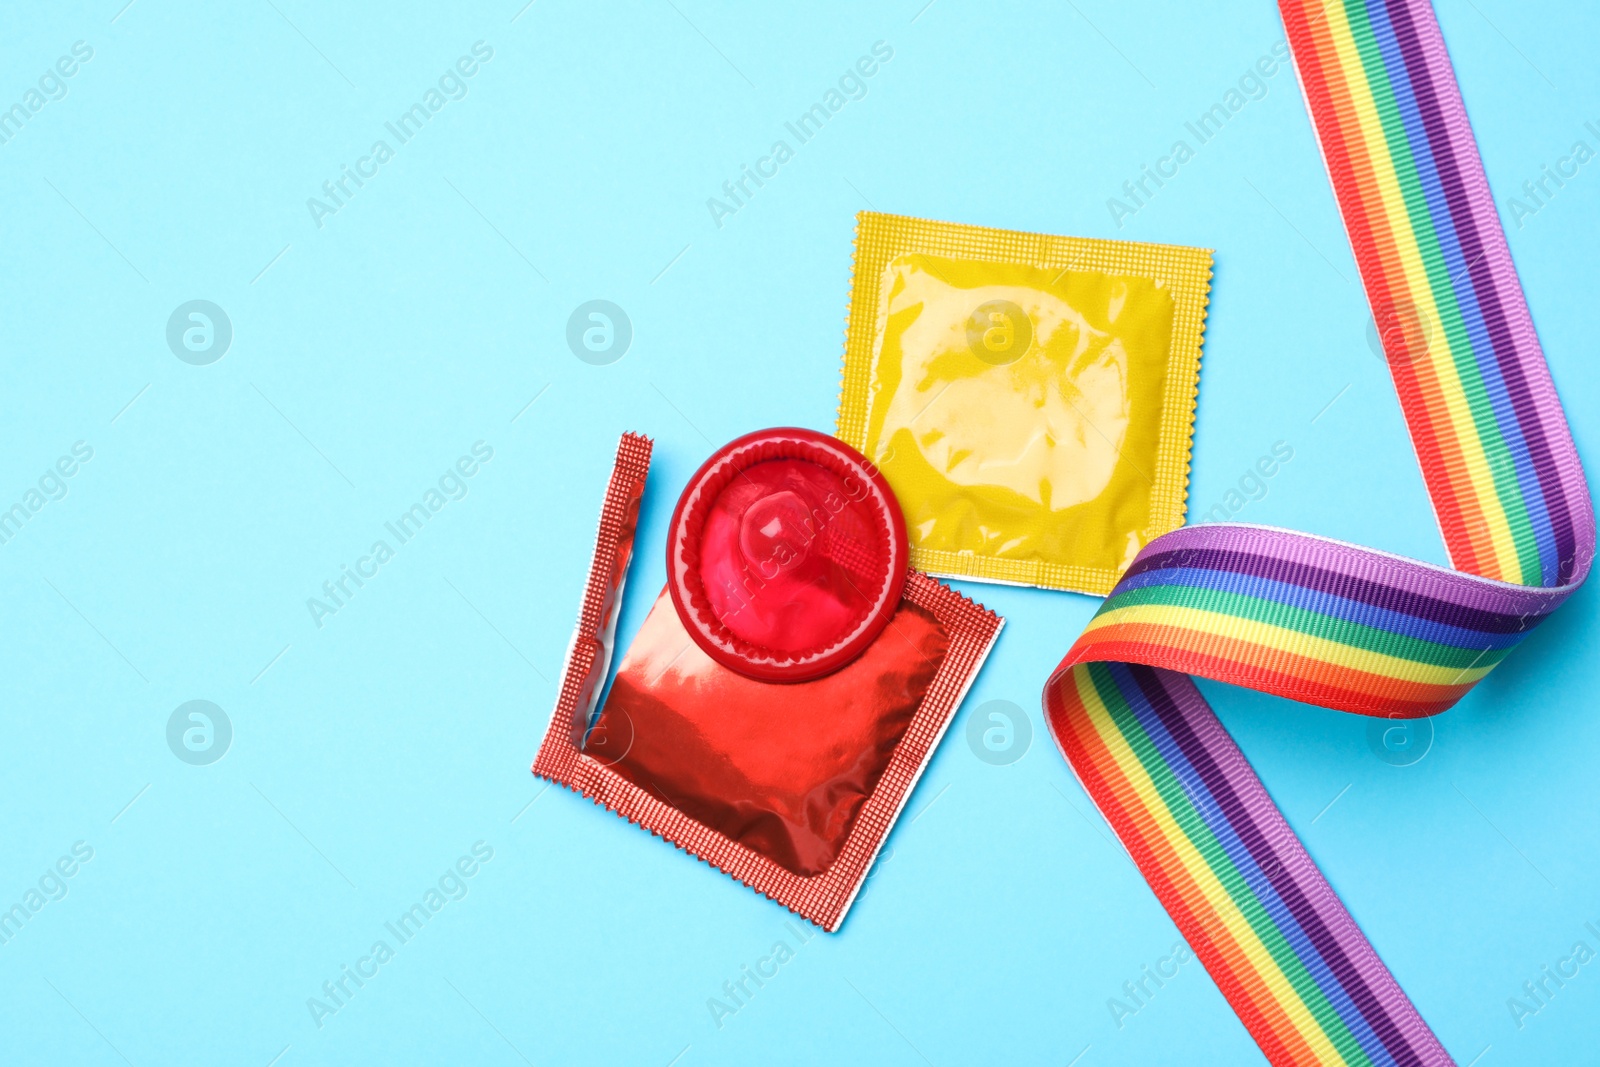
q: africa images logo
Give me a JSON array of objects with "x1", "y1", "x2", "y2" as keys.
[
  {"x1": 306, "y1": 841, "x2": 495, "y2": 1030},
  {"x1": 966, "y1": 699, "x2": 1032, "y2": 765},
  {"x1": 566, "y1": 300, "x2": 632, "y2": 365},
  {"x1": 306, "y1": 42, "x2": 495, "y2": 230},
  {"x1": 166, "y1": 700, "x2": 232, "y2": 766},
  {"x1": 166, "y1": 300, "x2": 232, "y2": 365},
  {"x1": 305, "y1": 442, "x2": 495, "y2": 629},
  {"x1": 705, "y1": 41, "x2": 894, "y2": 229},
  {"x1": 0, "y1": 40, "x2": 94, "y2": 149}
]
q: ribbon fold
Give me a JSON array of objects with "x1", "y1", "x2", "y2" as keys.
[{"x1": 1043, "y1": 2, "x2": 1594, "y2": 1063}]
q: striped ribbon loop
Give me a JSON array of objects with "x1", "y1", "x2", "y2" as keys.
[{"x1": 1044, "y1": 1, "x2": 1594, "y2": 1063}]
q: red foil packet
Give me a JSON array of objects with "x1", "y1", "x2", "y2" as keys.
[{"x1": 533, "y1": 432, "x2": 1004, "y2": 930}]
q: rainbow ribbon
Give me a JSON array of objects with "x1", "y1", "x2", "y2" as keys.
[{"x1": 1044, "y1": 1, "x2": 1594, "y2": 1063}]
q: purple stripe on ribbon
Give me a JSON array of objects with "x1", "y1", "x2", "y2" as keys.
[
  {"x1": 1363, "y1": 0, "x2": 1561, "y2": 585},
  {"x1": 1120, "y1": 541, "x2": 1557, "y2": 633},
  {"x1": 1113, "y1": 565, "x2": 1525, "y2": 652},
  {"x1": 1121, "y1": 664, "x2": 1416, "y2": 1065},
  {"x1": 1134, "y1": 524, "x2": 1573, "y2": 609},
  {"x1": 1382, "y1": 0, "x2": 1579, "y2": 583},
  {"x1": 1134, "y1": 665, "x2": 1455, "y2": 1063}
]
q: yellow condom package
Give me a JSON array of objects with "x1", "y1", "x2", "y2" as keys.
[{"x1": 835, "y1": 212, "x2": 1212, "y2": 596}]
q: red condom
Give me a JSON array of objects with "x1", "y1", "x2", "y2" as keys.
[
  {"x1": 534, "y1": 433, "x2": 1003, "y2": 930},
  {"x1": 667, "y1": 428, "x2": 908, "y2": 682}
]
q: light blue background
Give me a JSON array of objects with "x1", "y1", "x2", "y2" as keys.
[{"x1": 2, "y1": 1, "x2": 1597, "y2": 1063}]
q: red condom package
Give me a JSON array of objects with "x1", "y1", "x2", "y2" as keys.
[{"x1": 533, "y1": 431, "x2": 1002, "y2": 930}]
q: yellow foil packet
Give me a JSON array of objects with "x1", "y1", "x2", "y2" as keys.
[{"x1": 835, "y1": 212, "x2": 1212, "y2": 595}]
